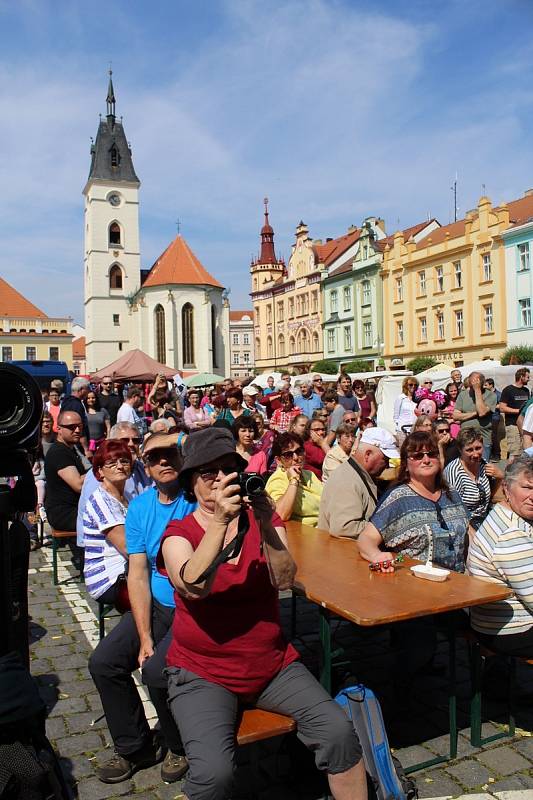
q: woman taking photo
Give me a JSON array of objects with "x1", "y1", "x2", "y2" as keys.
[
  {"x1": 87, "y1": 390, "x2": 111, "y2": 452},
  {"x1": 232, "y1": 417, "x2": 267, "y2": 474},
  {"x1": 83, "y1": 440, "x2": 132, "y2": 603},
  {"x1": 358, "y1": 431, "x2": 468, "y2": 573},
  {"x1": 444, "y1": 428, "x2": 501, "y2": 531},
  {"x1": 303, "y1": 417, "x2": 330, "y2": 479},
  {"x1": 265, "y1": 432, "x2": 322, "y2": 526},
  {"x1": 157, "y1": 428, "x2": 366, "y2": 800},
  {"x1": 468, "y1": 456, "x2": 533, "y2": 657},
  {"x1": 392, "y1": 377, "x2": 419, "y2": 440}
]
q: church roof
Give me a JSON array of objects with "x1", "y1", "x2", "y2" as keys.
[
  {"x1": 88, "y1": 117, "x2": 139, "y2": 184},
  {"x1": 142, "y1": 235, "x2": 223, "y2": 289},
  {"x1": 0, "y1": 277, "x2": 47, "y2": 318}
]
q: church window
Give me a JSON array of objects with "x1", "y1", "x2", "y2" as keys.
[
  {"x1": 211, "y1": 306, "x2": 218, "y2": 368},
  {"x1": 155, "y1": 305, "x2": 166, "y2": 364},
  {"x1": 109, "y1": 264, "x2": 123, "y2": 290},
  {"x1": 110, "y1": 144, "x2": 120, "y2": 168},
  {"x1": 278, "y1": 335, "x2": 285, "y2": 357},
  {"x1": 182, "y1": 303, "x2": 195, "y2": 367},
  {"x1": 113, "y1": 314, "x2": 120, "y2": 326},
  {"x1": 109, "y1": 222, "x2": 121, "y2": 246}
]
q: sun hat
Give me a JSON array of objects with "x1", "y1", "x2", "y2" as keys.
[
  {"x1": 243, "y1": 385, "x2": 259, "y2": 397},
  {"x1": 359, "y1": 427, "x2": 400, "y2": 459}
]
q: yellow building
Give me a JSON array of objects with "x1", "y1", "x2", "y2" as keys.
[
  {"x1": 381, "y1": 193, "x2": 533, "y2": 368},
  {"x1": 250, "y1": 200, "x2": 360, "y2": 373},
  {"x1": 0, "y1": 277, "x2": 73, "y2": 367}
]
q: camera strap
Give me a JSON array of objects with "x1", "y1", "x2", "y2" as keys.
[{"x1": 180, "y1": 508, "x2": 250, "y2": 585}]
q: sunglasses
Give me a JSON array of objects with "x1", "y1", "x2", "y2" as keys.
[
  {"x1": 423, "y1": 381, "x2": 433, "y2": 385},
  {"x1": 313, "y1": 378, "x2": 323, "y2": 382},
  {"x1": 119, "y1": 435, "x2": 142, "y2": 445},
  {"x1": 280, "y1": 446, "x2": 305, "y2": 460},
  {"x1": 143, "y1": 447, "x2": 179, "y2": 465},
  {"x1": 436, "y1": 428, "x2": 449, "y2": 434},
  {"x1": 408, "y1": 450, "x2": 440, "y2": 461},
  {"x1": 407, "y1": 383, "x2": 417, "y2": 387},
  {"x1": 59, "y1": 423, "x2": 83, "y2": 431}
]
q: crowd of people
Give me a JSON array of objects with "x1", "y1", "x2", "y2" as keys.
[{"x1": 29, "y1": 363, "x2": 533, "y2": 798}]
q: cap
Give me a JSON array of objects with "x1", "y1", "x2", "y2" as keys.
[
  {"x1": 243, "y1": 385, "x2": 259, "y2": 397},
  {"x1": 359, "y1": 427, "x2": 400, "y2": 459}
]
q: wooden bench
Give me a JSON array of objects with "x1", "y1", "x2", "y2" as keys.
[
  {"x1": 50, "y1": 529, "x2": 78, "y2": 585},
  {"x1": 235, "y1": 710, "x2": 297, "y2": 797}
]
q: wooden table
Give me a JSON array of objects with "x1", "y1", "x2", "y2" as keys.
[{"x1": 285, "y1": 521, "x2": 512, "y2": 770}]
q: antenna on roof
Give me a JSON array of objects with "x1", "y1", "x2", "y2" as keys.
[
  {"x1": 482, "y1": 183, "x2": 486, "y2": 196},
  {"x1": 451, "y1": 172, "x2": 458, "y2": 222},
  {"x1": 176, "y1": 218, "x2": 181, "y2": 235}
]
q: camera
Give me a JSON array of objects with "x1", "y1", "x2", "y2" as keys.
[
  {"x1": 0, "y1": 363, "x2": 43, "y2": 468},
  {"x1": 236, "y1": 472, "x2": 265, "y2": 497}
]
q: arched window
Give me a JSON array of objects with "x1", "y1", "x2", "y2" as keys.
[
  {"x1": 312, "y1": 332, "x2": 319, "y2": 352},
  {"x1": 255, "y1": 338, "x2": 261, "y2": 360},
  {"x1": 267, "y1": 336, "x2": 273, "y2": 359},
  {"x1": 109, "y1": 264, "x2": 123, "y2": 290},
  {"x1": 154, "y1": 304, "x2": 166, "y2": 364},
  {"x1": 109, "y1": 222, "x2": 121, "y2": 246},
  {"x1": 299, "y1": 328, "x2": 309, "y2": 353},
  {"x1": 211, "y1": 306, "x2": 218, "y2": 368},
  {"x1": 289, "y1": 336, "x2": 296, "y2": 355},
  {"x1": 110, "y1": 144, "x2": 120, "y2": 168},
  {"x1": 278, "y1": 335, "x2": 285, "y2": 357},
  {"x1": 182, "y1": 303, "x2": 195, "y2": 367}
]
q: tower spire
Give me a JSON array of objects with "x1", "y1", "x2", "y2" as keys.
[
  {"x1": 259, "y1": 197, "x2": 277, "y2": 264},
  {"x1": 106, "y1": 69, "x2": 116, "y2": 122}
]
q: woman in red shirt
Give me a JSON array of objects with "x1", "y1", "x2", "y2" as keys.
[{"x1": 157, "y1": 428, "x2": 365, "y2": 800}]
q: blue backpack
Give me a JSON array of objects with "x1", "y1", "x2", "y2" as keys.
[{"x1": 335, "y1": 685, "x2": 417, "y2": 800}]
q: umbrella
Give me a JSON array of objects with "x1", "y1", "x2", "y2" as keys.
[{"x1": 184, "y1": 372, "x2": 226, "y2": 388}]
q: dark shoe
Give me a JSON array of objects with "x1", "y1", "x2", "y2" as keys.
[
  {"x1": 96, "y1": 739, "x2": 163, "y2": 784},
  {"x1": 161, "y1": 750, "x2": 188, "y2": 783}
]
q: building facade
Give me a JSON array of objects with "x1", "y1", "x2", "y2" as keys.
[
  {"x1": 380, "y1": 195, "x2": 533, "y2": 367},
  {"x1": 0, "y1": 277, "x2": 73, "y2": 366},
  {"x1": 502, "y1": 195, "x2": 533, "y2": 349},
  {"x1": 84, "y1": 75, "x2": 230, "y2": 375},
  {"x1": 251, "y1": 203, "x2": 361, "y2": 373},
  {"x1": 229, "y1": 311, "x2": 254, "y2": 377}
]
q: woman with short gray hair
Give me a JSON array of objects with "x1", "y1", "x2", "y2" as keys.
[{"x1": 467, "y1": 455, "x2": 533, "y2": 657}]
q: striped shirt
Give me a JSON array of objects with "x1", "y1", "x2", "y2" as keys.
[
  {"x1": 443, "y1": 458, "x2": 491, "y2": 529},
  {"x1": 467, "y1": 503, "x2": 533, "y2": 635},
  {"x1": 83, "y1": 486, "x2": 127, "y2": 600}
]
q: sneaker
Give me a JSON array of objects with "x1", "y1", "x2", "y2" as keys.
[
  {"x1": 161, "y1": 750, "x2": 188, "y2": 783},
  {"x1": 96, "y1": 739, "x2": 163, "y2": 784},
  {"x1": 38, "y1": 506, "x2": 47, "y2": 522}
]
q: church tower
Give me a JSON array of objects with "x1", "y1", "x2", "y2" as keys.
[
  {"x1": 250, "y1": 198, "x2": 285, "y2": 292},
  {"x1": 83, "y1": 73, "x2": 141, "y2": 372}
]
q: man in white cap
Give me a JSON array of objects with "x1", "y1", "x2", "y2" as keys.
[
  {"x1": 242, "y1": 384, "x2": 266, "y2": 417},
  {"x1": 318, "y1": 428, "x2": 399, "y2": 539}
]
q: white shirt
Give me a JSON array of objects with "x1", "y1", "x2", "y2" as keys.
[{"x1": 117, "y1": 402, "x2": 140, "y2": 425}]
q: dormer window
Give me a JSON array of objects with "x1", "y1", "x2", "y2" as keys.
[
  {"x1": 109, "y1": 222, "x2": 121, "y2": 246},
  {"x1": 110, "y1": 144, "x2": 120, "y2": 168}
]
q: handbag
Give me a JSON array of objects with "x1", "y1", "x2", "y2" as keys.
[{"x1": 113, "y1": 574, "x2": 131, "y2": 614}]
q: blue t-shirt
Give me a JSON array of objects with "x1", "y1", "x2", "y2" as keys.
[
  {"x1": 125, "y1": 487, "x2": 197, "y2": 606},
  {"x1": 297, "y1": 393, "x2": 323, "y2": 416}
]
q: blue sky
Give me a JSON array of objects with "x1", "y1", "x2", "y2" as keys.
[{"x1": 1, "y1": 0, "x2": 532, "y2": 323}]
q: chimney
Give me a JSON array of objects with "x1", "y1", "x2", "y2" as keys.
[{"x1": 524, "y1": 189, "x2": 533, "y2": 197}]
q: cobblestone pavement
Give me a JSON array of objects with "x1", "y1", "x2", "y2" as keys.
[{"x1": 29, "y1": 534, "x2": 533, "y2": 800}]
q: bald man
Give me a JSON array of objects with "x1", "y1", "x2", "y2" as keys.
[{"x1": 44, "y1": 411, "x2": 88, "y2": 531}]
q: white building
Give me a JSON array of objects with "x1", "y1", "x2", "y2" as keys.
[
  {"x1": 502, "y1": 199, "x2": 533, "y2": 349},
  {"x1": 83, "y1": 75, "x2": 230, "y2": 375},
  {"x1": 229, "y1": 311, "x2": 254, "y2": 377}
]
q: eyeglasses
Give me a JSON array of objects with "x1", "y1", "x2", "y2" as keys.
[
  {"x1": 280, "y1": 446, "x2": 305, "y2": 460},
  {"x1": 143, "y1": 447, "x2": 178, "y2": 465},
  {"x1": 408, "y1": 450, "x2": 440, "y2": 461},
  {"x1": 344, "y1": 416, "x2": 358, "y2": 422},
  {"x1": 118, "y1": 435, "x2": 142, "y2": 445},
  {"x1": 59, "y1": 423, "x2": 83, "y2": 431},
  {"x1": 102, "y1": 458, "x2": 131, "y2": 470}
]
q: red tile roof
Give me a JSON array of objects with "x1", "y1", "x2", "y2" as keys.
[
  {"x1": 506, "y1": 194, "x2": 533, "y2": 227},
  {"x1": 142, "y1": 235, "x2": 222, "y2": 289},
  {"x1": 375, "y1": 219, "x2": 438, "y2": 251},
  {"x1": 313, "y1": 229, "x2": 361, "y2": 266},
  {"x1": 0, "y1": 277, "x2": 47, "y2": 318},
  {"x1": 72, "y1": 337, "x2": 86, "y2": 357},
  {"x1": 229, "y1": 310, "x2": 253, "y2": 321}
]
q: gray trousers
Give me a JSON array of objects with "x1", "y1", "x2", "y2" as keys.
[{"x1": 166, "y1": 660, "x2": 361, "y2": 800}]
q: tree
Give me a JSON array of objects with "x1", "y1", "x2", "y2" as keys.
[
  {"x1": 501, "y1": 344, "x2": 533, "y2": 366},
  {"x1": 406, "y1": 355, "x2": 439, "y2": 374},
  {"x1": 342, "y1": 359, "x2": 373, "y2": 373},
  {"x1": 312, "y1": 359, "x2": 338, "y2": 375}
]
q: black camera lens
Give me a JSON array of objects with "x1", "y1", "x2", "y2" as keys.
[
  {"x1": 0, "y1": 364, "x2": 43, "y2": 451},
  {"x1": 242, "y1": 473, "x2": 265, "y2": 497}
]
